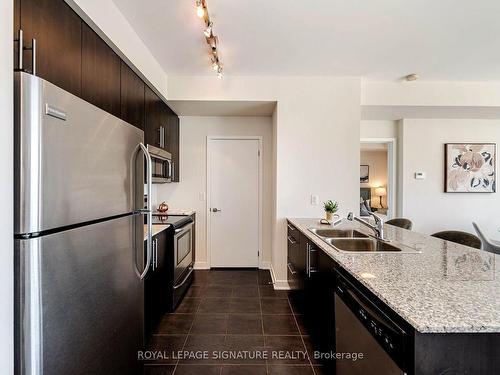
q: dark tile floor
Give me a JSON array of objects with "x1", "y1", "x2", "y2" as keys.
[{"x1": 143, "y1": 269, "x2": 327, "y2": 375}]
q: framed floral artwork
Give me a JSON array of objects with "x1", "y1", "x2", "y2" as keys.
[{"x1": 445, "y1": 143, "x2": 496, "y2": 193}]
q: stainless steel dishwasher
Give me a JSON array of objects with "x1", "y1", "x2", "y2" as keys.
[{"x1": 335, "y1": 270, "x2": 408, "y2": 375}]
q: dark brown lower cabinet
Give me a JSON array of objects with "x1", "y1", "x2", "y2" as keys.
[{"x1": 144, "y1": 228, "x2": 170, "y2": 339}]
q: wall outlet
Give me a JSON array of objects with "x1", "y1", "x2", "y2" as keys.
[
  {"x1": 415, "y1": 172, "x2": 426, "y2": 180},
  {"x1": 311, "y1": 194, "x2": 320, "y2": 205},
  {"x1": 199, "y1": 192, "x2": 206, "y2": 201}
]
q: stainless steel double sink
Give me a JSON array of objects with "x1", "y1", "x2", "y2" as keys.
[{"x1": 308, "y1": 227, "x2": 419, "y2": 253}]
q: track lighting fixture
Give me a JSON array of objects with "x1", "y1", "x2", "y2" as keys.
[{"x1": 194, "y1": 0, "x2": 223, "y2": 78}]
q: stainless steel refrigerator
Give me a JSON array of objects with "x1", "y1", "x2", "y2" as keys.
[{"x1": 14, "y1": 72, "x2": 153, "y2": 375}]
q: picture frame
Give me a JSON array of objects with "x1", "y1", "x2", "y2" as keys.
[
  {"x1": 360, "y1": 165, "x2": 369, "y2": 183},
  {"x1": 444, "y1": 143, "x2": 496, "y2": 193}
]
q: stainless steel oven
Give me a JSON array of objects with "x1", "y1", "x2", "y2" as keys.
[{"x1": 147, "y1": 144, "x2": 172, "y2": 183}]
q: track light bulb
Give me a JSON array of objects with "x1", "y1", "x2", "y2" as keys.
[
  {"x1": 197, "y1": 6, "x2": 205, "y2": 18},
  {"x1": 195, "y1": 1, "x2": 205, "y2": 18},
  {"x1": 204, "y1": 22, "x2": 213, "y2": 38}
]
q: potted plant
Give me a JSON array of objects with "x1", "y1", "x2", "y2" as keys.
[{"x1": 323, "y1": 200, "x2": 339, "y2": 222}]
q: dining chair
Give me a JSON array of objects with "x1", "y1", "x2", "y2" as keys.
[
  {"x1": 386, "y1": 218, "x2": 413, "y2": 230},
  {"x1": 472, "y1": 222, "x2": 500, "y2": 255},
  {"x1": 431, "y1": 230, "x2": 482, "y2": 249}
]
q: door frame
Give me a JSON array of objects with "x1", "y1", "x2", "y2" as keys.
[
  {"x1": 360, "y1": 137, "x2": 397, "y2": 219},
  {"x1": 206, "y1": 136, "x2": 263, "y2": 269}
]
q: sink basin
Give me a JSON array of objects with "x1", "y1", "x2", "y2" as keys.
[
  {"x1": 325, "y1": 238, "x2": 402, "y2": 252},
  {"x1": 308, "y1": 228, "x2": 369, "y2": 238}
]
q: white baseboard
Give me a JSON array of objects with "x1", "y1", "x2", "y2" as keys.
[
  {"x1": 259, "y1": 261, "x2": 271, "y2": 270},
  {"x1": 193, "y1": 261, "x2": 210, "y2": 270},
  {"x1": 270, "y1": 263, "x2": 291, "y2": 290}
]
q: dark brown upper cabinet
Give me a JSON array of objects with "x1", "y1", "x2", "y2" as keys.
[
  {"x1": 120, "y1": 61, "x2": 145, "y2": 130},
  {"x1": 144, "y1": 86, "x2": 164, "y2": 149},
  {"x1": 166, "y1": 107, "x2": 180, "y2": 182},
  {"x1": 19, "y1": 0, "x2": 82, "y2": 97},
  {"x1": 13, "y1": 0, "x2": 20, "y2": 69},
  {"x1": 81, "y1": 23, "x2": 121, "y2": 117}
]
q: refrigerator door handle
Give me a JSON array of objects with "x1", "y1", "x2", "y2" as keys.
[{"x1": 138, "y1": 142, "x2": 153, "y2": 279}]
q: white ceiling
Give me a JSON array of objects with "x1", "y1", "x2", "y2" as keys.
[
  {"x1": 168, "y1": 100, "x2": 276, "y2": 116},
  {"x1": 113, "y1": 0, "x2": 500, "y2": 80}
]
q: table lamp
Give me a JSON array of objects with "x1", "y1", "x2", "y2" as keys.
[{"x1": 375, "y1": 186, "x2": 387, "y2": 208}]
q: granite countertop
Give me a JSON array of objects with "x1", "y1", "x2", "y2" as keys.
[
  {"x1": 143, "y1": 224, "x2": 170, "y2": 241},
  {"x1": 154, "y1": 209, "x2": 195, "y2": 216},
  {"x1": 287, "y1": 218, "x2": 500, "y2": 334}
]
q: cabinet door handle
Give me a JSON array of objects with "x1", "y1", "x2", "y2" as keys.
[
  {"x1": 171, "y1": 161, "x2": 175, "y2": 181},
  {"x1": 287, "y1": 262, "x2": 297, "y2": 275},
  {"x1": 16, "y1": 29, "x2": 23, "y2": 71},
  {"x1": 151, "y1": 239, "x2": 155, "y2": 270},
  {"x1": 152, "y1": 238, "x2": 157, "y2": 270},
  {"x1": 287, "y1": 223, "x2": 295, "y2": 231},
  {"x1": 287, "y1": 235, "x2": 297, "y2": 245},
  {"x1": 155, "y1": 238, "x2": 158, "y2": 268},
  {"x1": 31, "y1": 38, "x2": 36, "y2": 75}
]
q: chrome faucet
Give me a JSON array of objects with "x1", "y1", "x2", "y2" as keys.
[{"x1": 347, "y1": 212, "x2": 385, "y2": 240}]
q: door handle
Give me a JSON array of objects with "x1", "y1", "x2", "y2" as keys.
[{"x1": 212, "y1": 208, "x2": 221, "y2": 213}]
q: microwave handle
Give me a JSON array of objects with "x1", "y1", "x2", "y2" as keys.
[{"x1": 168, "y1": 159, "x2": 173, "y2": 180}]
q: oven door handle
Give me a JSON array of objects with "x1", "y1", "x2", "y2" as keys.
[
  {"x1": 173, "y1": 267, "x2": 194, "y2": 289},
  {"x1": 175, "y1": 222, "x2": 194, "y2": 235}
]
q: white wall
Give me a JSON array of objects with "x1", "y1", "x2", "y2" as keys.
[
  {"x1": 399, "y1": 119, "x2": 500, "y2": 239},
  {"x1": 363, "y1": 80, "x2": 500, "y2": 107},
  {"x1": 66, "y1": 0, "x2": 168, "y2": 98},
  {"x1": 360, "y1": 150, "x2": 388, "y2": 208},
  {"x1": 1, "y1": 0, "x2": 14, "y2": 373},
  {"x1": 167, "y1": 76, "x2": 362, "y2": 285},
  {"x1": 153, "y1": 116, "x2": 274, "y2": 268},
  {"x1": 360, "y1": 120, "x2": 397, "y2": 138}
]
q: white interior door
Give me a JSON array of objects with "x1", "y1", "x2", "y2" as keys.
[{"x1": 209, "y1": 138, "x2": 260, "y2": 267}]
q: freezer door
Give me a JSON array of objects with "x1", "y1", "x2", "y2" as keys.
[
  {"x1": 15, "y1": 214, "x2": 145, "y2": 375},
  {"x1": 14, "y1": 72, "x2": 144, "y2": 235}
]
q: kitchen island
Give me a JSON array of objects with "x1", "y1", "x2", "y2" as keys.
[{"x1": 287, "y1": 218, "x2": 500, "y2": 374}]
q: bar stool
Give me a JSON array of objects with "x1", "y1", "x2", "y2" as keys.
[
  {"x1": 431, "y1": 230, "x2": 482, "y2": 249},
  {"x1": 472, "y1": 222, "x2": 500, "y2": 255},
  {"x1": 386, "y1": 218, "x2": 413, "y2": 230}
]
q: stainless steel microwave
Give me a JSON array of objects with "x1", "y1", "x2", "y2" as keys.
[{"x1": 147, "y1": 144, "x2": 173, "y2": 183}]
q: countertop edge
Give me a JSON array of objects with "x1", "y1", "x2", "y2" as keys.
[{"x1": 286, "y1": 217, "x2": 500, "y2": 334}]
